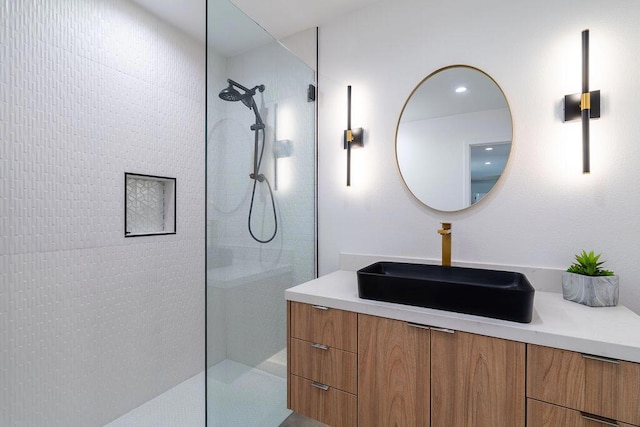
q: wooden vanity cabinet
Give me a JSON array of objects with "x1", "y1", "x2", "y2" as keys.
[
  {"x1": 430, "y1": 328, "x2": 526, "y2": 426},
  {"x1": 527, "y1": 344, "x2": 640, "y2": 427},
  {"x1": 287, "y1": 302, "x2": 358, "y2": 427},
  {"x1": 357, "y1": 315, "x2": 525, "y2": 427},
  {"x1": 288, "y1": 302, "x2": 639, "y2": 427},
  {"x1": 358, "y1": 314, "x2": 430, "y2": 427}
]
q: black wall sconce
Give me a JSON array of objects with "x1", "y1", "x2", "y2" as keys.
[
  {"x1": 344, "y1": 85, "x2": 363, "y2": 186},
  {"x1": 563, "y1": 29, "x2": 601, "y2": 174}
]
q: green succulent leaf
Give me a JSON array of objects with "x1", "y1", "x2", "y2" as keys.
[{"x1": 567, "y1": 250, "x2": 615, "y2": 276}]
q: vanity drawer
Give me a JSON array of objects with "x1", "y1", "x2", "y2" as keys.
[
  {"x1": 290, "y1": 337, "x2": 357, "y2": 394},
  {"x1": 527, "y1": 399, "x2": 636, "y2": 427},
  {"x1": 290, "y1": 302, "x2": 357, "y2": 353},
  {"x1": 289, "y1": 374, "x2": 357, "y2": 427},
  {"x1": 527, "y1": 344, "x2": 640, "y2": 425}
]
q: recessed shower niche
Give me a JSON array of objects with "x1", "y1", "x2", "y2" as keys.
[{"x1": 125, "y1": 173, "x2": 176, "y2": 237}]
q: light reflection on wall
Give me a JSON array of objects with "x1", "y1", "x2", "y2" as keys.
[{"x1": 274, "y1": 102, "x2": 294, "y2": 192}]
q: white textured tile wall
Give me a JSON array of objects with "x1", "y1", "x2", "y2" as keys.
[
  {"x1": 209, "y1": 40, "x2": 315, "y2": 275},
  {"x1": 1, "y1": 0, "x2": 205, "y2": 425}
]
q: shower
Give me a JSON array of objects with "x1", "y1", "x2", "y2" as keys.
[{"x1": 219, "y1": 79, "x2": 277, "y2": 243}]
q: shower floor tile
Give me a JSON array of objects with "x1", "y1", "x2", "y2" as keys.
[
  {"x1": 105, "y1": 371, "x2": 205, "y2": 427},
  {"x1": 104, "y1": 360, "x2": 289, "y2": 427},
  {"x1": 207, "y1": 359, "x2": 291, "y2": 427}
]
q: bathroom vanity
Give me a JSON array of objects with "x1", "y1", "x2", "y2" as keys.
[{"x1": 286, "y1": 270, "x2": 640, "y2": 427}]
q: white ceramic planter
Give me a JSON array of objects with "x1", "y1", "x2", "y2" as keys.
[{"x1": 562, "y1": 272, "x2": 619, "y2": 307}]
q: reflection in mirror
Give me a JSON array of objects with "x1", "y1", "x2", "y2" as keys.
[{"x1": 396, "y1": 66, "x2": 512, "y2": 212}]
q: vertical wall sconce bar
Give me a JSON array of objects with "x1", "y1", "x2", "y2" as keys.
[
  {"x1": 564, "y1": 29, "x2": 600, "y2": 174},
  {"x1": 344, "y1": 85, "x2": 363, "y2": 186}
]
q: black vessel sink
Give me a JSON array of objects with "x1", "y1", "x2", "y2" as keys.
[{"x1": 357, "y1": 262, "x2": 535, "y2": 323}]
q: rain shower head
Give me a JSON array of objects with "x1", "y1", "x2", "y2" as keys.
[
  {"x1": 219, "y1": 79, "x2": 265, "y2": 124},
  {"x1": 218, "y1": 84, "x2": 244, "y2": 102},
  {"x1": 218, "y1": 84, "x2": 254, "y2": 109},
  {"x1": 218, "y1": 79, "x2": 265, "y2": 109}
]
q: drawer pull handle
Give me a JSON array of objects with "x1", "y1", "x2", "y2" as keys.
[
  {"x1": 311, "y1": 343, "x2": 329, "y2": 351},
  {"x1": 311, "y1": 381, "x2": 329, "y2": 391},
  {"x1": 581, "y1": 354, "x2": 620, "y2": 364},
  {"x1": 407, "y1": 322, "x2": 430, "y2": 330},
  {"x1": 580, "y1": 412, "x2": 618, "y2": 426},
  {"x1": 430, "y1": 326, "x2": 455, "y2": 334},
  {"x1": 311, "y1": 305, "x2": 329, "y2": 311}
]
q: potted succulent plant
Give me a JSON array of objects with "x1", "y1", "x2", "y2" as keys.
[{"x1": 562, "y1": 250, "x2": 619, "y2": 307}]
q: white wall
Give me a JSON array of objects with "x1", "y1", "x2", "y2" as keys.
[
  {"x1": 318, "y1": 0, "x2": 640, "y2": 314},
  {"x1": 1, "y1": 1, "x2": 205, "y2": 425},
  {"x1": 398, "y1": 115, "x2": 463, "y2": 211}
]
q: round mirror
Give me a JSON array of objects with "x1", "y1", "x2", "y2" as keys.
[{"x1": 396, "y1": 65, "x2": 513, "y2": 212}]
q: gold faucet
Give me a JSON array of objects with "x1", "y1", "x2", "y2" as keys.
[{"x1": 437, "y1": 222, "x2": 452, "y2": 267}]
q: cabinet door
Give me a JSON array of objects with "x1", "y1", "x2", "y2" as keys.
[
  {"x1": 431, "y1": 329, "x2": 526, "y2": 427},
  {"x1": 619, "y1": 361, "x2": 640, "y2": 425},
  {"x1": 358, "y1": 314, "x2": 430, "y2": 427},
  {"x1": 528, "y1": 399, "x2": 637, "y2": 427},
  {"x1": 528, "y1": 344, "x2": 640, "y2": 425}
]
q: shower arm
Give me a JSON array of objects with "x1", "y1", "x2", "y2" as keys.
[
  {"x1": 227, "y1": 78, "x2": 251, "y2": 93},
  {"x1": 227, "y1": 79, "x2": 265, "y2": 102},
  {"x1": 223, "y1": 79, "x2": 265, "y2": 129}
]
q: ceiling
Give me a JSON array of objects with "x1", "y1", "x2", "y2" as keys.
[
  {"x1": 131, "y1": 0, "x2": 206, "y2": 41},
  {"x1": 229, "y1": 0, "x2": 384, "y2": 39},
  {"x1": 401, "y1": 67, "x2": 510, "y2": 123},
  {"x1": 131, "y1": 0, "x2": 383, "y2": 55}
]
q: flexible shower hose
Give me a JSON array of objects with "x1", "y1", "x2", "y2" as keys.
[{"x1": 248, "y1": 127, "x2": 277, "y2": 243}]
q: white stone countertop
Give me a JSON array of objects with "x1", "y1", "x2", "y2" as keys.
[{"x1": 285, "y1": 270, "x2": 640, "y2": 363}]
